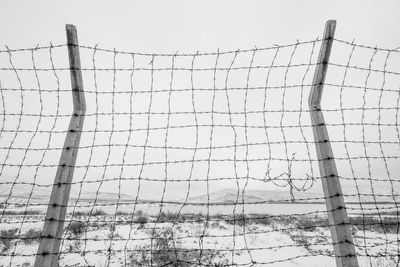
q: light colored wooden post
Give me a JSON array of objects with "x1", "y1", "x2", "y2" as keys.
[
  {"x1": 34, "y1": 24, "x2": 86, "y2": 267},
  {"x1": 309, "y1": 20, "x2": 359, "y2": 267}
]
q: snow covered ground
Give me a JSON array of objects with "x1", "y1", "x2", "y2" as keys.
[{"x1": 0, "y1": 213, "x2": 398, "y2": 267}]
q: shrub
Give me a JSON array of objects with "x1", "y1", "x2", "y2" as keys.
[
  {"x1": 72, "y1": 210, "x2": 87, "y2": 217},
  {"x1": 72, "y1": 209, "x2": 106, "y2": 217},
  {"x1": 252, "y1": 216, "x2": 272, "y2": 226},
  {"x1": 350, "y1": 216, "x2": 399, "y2": 233},
  {"x1": 210, "y1": 221, "x2": 220, "y2": 228},
  {"x1": 3, "y1": 210, "x2": 40, "y2": 215},
  {"x1": 158, "y1": 211, "x2": 181, "y2": 223},
  {"x1": 128, "y1": 227, "x2": 228, "y2": 266},
  {"x1": 136, "y1": 210, "x2": 143, "y2": 216},
  {"x1": 290, "y1": 233, "x2": 311, "y2": 252},
  {"x1": 91, "y1": 209, "x2": 107, "y2": 216},
  {"x1": 193, "y1": 213, "x2": 204, "y2": 222},
  {"x1": 65, "y1": 221, "x2": 87, "y2": 252},
  {"x1": 184, "y1": 213, "x2": 204, "y2": 223},
  {"x1": 381, "y1": 217, "x2": 399, "y2": 233},
  {"x1": 212, "y1": 213, "x2": 225, "y2": 221},
  {"x1": 296, "y1": 218, "x2": 317, "y2": 232},
  {"x1": 274, "y1": 215, "x2": 296, "y2": 226},
  {"x1": 176, "y1": 214, "x2": 188, "y2": 223},
  {"x1": 295, "y1": 216, "x2": 328, "y2": 232},
  {"x1": 22, "y1": 229, "x2": 41, "y2": 244},
  {"x1": 90, "y1": 221, "x2": 99, "y2": 229},
  {"x1": 225, "y1": 214, "x2": 249, "y2": 226},
  {"x1": 0, "y1": 228, "x2": 19, "y2": 252},
  {"x1": 135, "y1": 215, "x2": 148, "y2": 229},
  {"x1": 66, "y1": 221, "x2": 87, "y2": 237}
]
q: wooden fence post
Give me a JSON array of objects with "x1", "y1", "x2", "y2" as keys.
[
  {"x1": 309, "y1": 20, "x2": 359, "y2": 267},
  {"x1": 34, "y1": 24, "x2": 86, "y2": 267}
]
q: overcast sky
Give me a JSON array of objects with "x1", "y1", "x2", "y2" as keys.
[{"x1": 1, "y1": 0, "x2": 400, "y2": 52}]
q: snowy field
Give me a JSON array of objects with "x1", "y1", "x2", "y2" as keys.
[{"x1": 0, "y1": 211, "x2": 398, "y2": 267}]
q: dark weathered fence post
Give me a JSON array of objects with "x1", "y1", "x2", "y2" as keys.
[
  {"x1": 309, "y1": 20, "x2": 359, "y2": 267},
  {"x1": 34, "y1": 24, "x2": 86, "y2": 267}
]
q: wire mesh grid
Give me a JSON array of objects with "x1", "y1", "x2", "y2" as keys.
[{"x1": 0, "y1": 37, "x2": 399, "y2": 266}]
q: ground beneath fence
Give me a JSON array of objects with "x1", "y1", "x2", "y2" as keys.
[{"x1": 1, "y1": 213, "x2": 398, "y2": 267}]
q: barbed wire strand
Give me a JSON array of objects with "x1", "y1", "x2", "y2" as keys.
[{"x1": 0, "y1": 39, "x2": 399, "y2": 266}]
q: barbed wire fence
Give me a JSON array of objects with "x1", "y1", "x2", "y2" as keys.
[{"x1": 0, "y1": 20, "x2": 399, "y2": 267}]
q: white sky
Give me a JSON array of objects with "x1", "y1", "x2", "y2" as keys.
[{"x1": 1, "y1": 0, "x2": 400, "y2": 52}]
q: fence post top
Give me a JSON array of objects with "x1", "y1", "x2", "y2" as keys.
[
  {"x1": 324, "y1": 20, "x2": 337, "y2": 36},
  {"x1": 326, "y1": 19, "x2": 336, "y2": 25},
  {"x1": 65, "y1": 25, "x2": 78, "y2": 45},
  {"x1": 66, "y1": 24, "x2": 77, "y2": 31}
]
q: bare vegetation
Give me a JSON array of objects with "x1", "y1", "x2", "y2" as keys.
[
  {"x1": 66, "y1": 221, "x2": 87, "y2": 237},
  {"x1": 128, "y1": 227, "x2": 228, "y2": 267},
  {"x1": 2, "y1": 210, "x2": 41, "y2": 215},
  {"x1": 135, "y1": 215, "x2": 148, "y2": 229},
  {"x1": 73, "y1": 209, "x2": 107, "y2": 217},
  {"x1": 0, "y1": 228, "x2": 18, "y2": 252},
  {"x1": 349, "y1": 216, "x2": 400, "y2": 234},
  {"x1": 21, "y1": 229, "x2": 41, "y2": 244}
]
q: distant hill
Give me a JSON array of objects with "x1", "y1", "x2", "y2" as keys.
[
  {"x1": 0, "y1": 184, "x2": 134, "y2": 203},
  {"x1": 0, "y1": 184, "x2": 397, "y2": 205},
  {"x1": 184, "y1": 187, "x2": 399, "y2": 204},
  {"x1": 185, "y1": 188, "x2": 324, "y2": 204}
]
